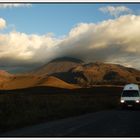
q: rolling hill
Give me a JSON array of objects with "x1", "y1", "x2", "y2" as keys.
[{"x1": 0, "y1": 74, "x2": 79, "y2": 90}]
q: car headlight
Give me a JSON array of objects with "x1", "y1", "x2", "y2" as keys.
[
  {"x1": 136, "y1": 100, "x2": 139, "y2": 103},
  {"x1": 120, "y1": 100, "x2": 125, "y2": 103}
]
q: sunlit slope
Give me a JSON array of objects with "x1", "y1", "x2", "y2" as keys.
[{"x1": 0, "y1": 74, "x2": 78, "y2": 90}]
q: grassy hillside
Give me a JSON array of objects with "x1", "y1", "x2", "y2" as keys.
[{"x1": 0, "y1": 86, "x2": 122, "y2": 133}]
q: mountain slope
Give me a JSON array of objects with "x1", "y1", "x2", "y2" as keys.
[
  {"x1": 0, "y1": 74, "x2": 78, "y2": 90},
  {"x1": 51, "y1": 62, "x2": 140, "y2": 87},
  {"x1": 38, "y1": 76, "x2": 79, "y2": 89},
  {"x1": 32, "y1": 57, "x2": 83, "y2": 75}
]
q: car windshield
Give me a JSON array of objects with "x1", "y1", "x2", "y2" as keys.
[{"x1": 122, "y1": 90, "x2": 139, "y2": 97}]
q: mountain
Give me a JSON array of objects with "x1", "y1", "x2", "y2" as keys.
[
  {"x1": 0, "y1": 57, "x2": 82, "y2": 89},
  {"x1": 0, "y1": 57, "x2": 140, "y2": 90},
  {"x1": 56, "y1": 62, "x2": 140, "y2": 87},
  {"x1": 32, "y1": 57, "x2": 83, "y2": 75},
  {"x1": 30, "y1": 57, "x2": 140, "y2": 87}
]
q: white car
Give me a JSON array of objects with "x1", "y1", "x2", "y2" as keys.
[{"x1": 120, "y1": 84, "x2": 140, "y2": 108}]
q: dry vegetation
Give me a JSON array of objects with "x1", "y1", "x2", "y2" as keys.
[{"x1": 0, "y1": 86, "x2": 122, "y2": 133}]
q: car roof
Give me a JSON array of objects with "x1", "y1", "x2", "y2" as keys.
[{"x1": 123, "y1": 84, "x2": 139, "y2": 90}]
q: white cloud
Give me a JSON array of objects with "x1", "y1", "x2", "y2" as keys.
[
  {"x1": 99, "y1": 6, "x2": 132, "y2": 17},
  {"x1": 0, "y1": 32, "x2": 60, "y2": 64},
  {"x1": 56, "y1": 15, "x2": 140, "y2": 69},
  {"x1": 1, "y1": 15, "x2": 140, "y2": 70},
  {"x1": 0, "y1": 4, "x2": 31, "y2": 9},
  {"x1": 0, "y1": 18, "x2": 6, "y2": 29}
]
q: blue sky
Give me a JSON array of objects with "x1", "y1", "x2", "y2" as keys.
[
  {"x1": 0, "y1": 3, "x2": 140, "y2": 72},
  {"x1": 0, "y1": 3, "x2": 139, "y2": 36},
  {"x1": 1, "y1": 4, "x2": 106, "y2": 36}
]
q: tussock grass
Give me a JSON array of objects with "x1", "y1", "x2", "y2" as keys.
[{"x1": 0, "y1": 86, "x2": 122, "y2": 133}]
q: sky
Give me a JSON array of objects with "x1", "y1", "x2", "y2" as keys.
[{"x1": 0, "y1": 3, "x2": 140, "y2": 73}]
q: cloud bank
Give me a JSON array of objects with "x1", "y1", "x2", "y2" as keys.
[
  {"x1": 0, "y1": 14, "x2": 140, "y2": 72},
  {"x1": 99, "y1": 6, "x2": 132, "y2": 17}
]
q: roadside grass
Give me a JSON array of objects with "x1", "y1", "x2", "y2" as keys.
[{"x1": 0, "y1": 86, "x2": 122, "y2": 133}]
